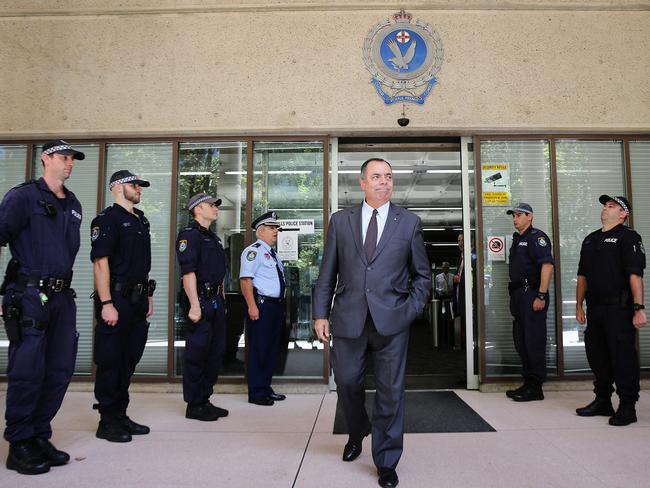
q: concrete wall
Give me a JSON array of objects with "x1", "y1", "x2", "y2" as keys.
[{"x1": 1, "y1": 1, "x2": 649, "y2": 137}]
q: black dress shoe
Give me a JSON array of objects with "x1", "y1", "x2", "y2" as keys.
[
  {"x1": 6, "y1": 440, "x2": 50, "y2": 475},
  {"x1": 342, "y1": 425, "x2": 371, "y2": 462},
  {"x1": 204, "y1": 401, "x2": 229, "y2": 418},
  {"x1": 120, "y1": 416, "x2": 151, "y2": 435},
  {"x1": 576, "y1": 397, "x2": 615, "y2": 417},
  {"x1": 342, "y1": 441, "x2": 363, "y2": 462},
  {"x1": 377, "y1": 467, "x2": 399, "y2": 487},
  {"x1": 186, "y1": 403, "x2": 220, "y2": 421},
  {"x1": 269, "y1": 393, "x2": 286, "y2": 401},
  {"x1": 96, "y1": 420, "x2": 133, "y2": 442},
  {"x1": 32, "y1": 438, "x2": 70, "y2": 466},
  {"x1": 511, "y1": 383, "x2": 544, "y2": 402},
  {"x1": 249, "y1": 397, "x2": 274, "y2": 406},
  {"x1": 609, "y1": 403, "x2": 637, "y2": 426}
]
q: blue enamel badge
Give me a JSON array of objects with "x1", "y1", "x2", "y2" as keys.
[{"x1": 363, "y1": 10, "x2": 443, "y2": 105}]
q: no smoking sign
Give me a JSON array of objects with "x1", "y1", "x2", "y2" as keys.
[{"x1": 488, "y1": 236, "x2": 506, "y2": 261}]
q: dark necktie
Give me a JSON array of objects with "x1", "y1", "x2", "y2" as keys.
[
  {"x1": 364, "y1": 209, "x2": 378, "y2": 261},
  {"x1": 269, "y1": 247, "x2": 286, "y2": 298}
]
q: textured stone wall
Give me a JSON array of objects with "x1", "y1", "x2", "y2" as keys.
[{"x1": 0, "y1": 2, "x2": 648, "y2": 136}]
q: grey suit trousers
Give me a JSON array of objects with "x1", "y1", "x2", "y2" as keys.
[{"x1": 331, "y1": 313, "x2": 409, "y2": 470}]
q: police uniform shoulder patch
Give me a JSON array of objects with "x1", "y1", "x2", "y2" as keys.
[
  {"x1": 537, "y1": 236, "x2": 547, "y2": 247},
  {"x1": 246, "y1": 250, "x2": 257, "y2": 261},
  {"x1": 178, "y1": 239, "x2": 188, "y2": 252},
  {"x1": 91, "y1": 226, "x2": 100, "y2": 241}
]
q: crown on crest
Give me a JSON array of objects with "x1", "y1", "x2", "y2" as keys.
[{"x1": 392, "y1": 9, "x2": 412, "y2": 23}]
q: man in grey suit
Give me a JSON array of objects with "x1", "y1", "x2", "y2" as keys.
[{"x1": 313, "y1": 158, "x2": 431, "y2": 488}]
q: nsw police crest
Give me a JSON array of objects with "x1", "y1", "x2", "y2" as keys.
[{"x1": 363, "y1": 10, "x2": 443, "y2": 105}]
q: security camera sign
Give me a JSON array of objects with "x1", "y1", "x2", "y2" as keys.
[
  {"x1": 487, "y1": 236, "x2": 506, "y2": 261},
  {"x1": 482, "y1": 163, "x2": 511, "y2": 206}
]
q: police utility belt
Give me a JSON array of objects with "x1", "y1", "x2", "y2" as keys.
[
  {"x1": 253, "y1": 289, "x2": 284, "y2": 304},
  {"x1": 508, "y1": 278, "x2": 539, "y2": 294},
  {"x1": 199, "y1": 282, "x2": 224, "y2": 300},
  {"x1": 109, "y1": 278, "x2": 156, "y2": 301},
  {"x1": 586, "y1": 290, "x2": 631, "y2": 307}
]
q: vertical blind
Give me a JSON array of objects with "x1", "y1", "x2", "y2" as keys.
[
  {"x1": 629, "y1": 141, "x2": 650, "y2": 369},
  {"x1": 0, "y1": 145, "x2": 28, "y2": 371},
  {"x1": 480, "y1": 140, "x2": 557, "y2": 377},
  {"x1": 555, "y1": 140, "x2": 625, "y2": 373},
  {"x1": 32, "y1": 145, "x2": 100, "y2": 375},
  {"x1": 105, "y1": 144, "x2": 173, "y2": 375}
]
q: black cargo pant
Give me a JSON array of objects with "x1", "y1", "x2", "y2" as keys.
[{"x1": 585, "y1": 303, "x2": 639, "y2": 404}]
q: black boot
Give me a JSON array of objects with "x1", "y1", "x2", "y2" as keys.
[
  {"x1": 204, "y1": 402, "x2": 229, "y2": 418},
  {"x1": 511, "y1": 382, "x2": 544, "y2": 402},
  {"x1": 6, "y1": 439, "x2": 50, "y2": 475},
  {"x1": 186, "y1": 403, "x2": 220, "y2": 421},
  {"x1": 506, "y1": 381, "x2": 528, "y2": 399},
  {"x1": 120, "y1": 415, "x2": 150, "y2": 435},
  {"x1": 31, "y1": 438, "x2": 70, "y2": 466},
  {"x1": 96, "y1": 419, "x2": 132, "y2": 443},
  {"x1": 609, "y1": 403, "x2": 637, "y2": 426},
  {"x1": 576, "y1": 397, "x2": 615, "y2": 417}
]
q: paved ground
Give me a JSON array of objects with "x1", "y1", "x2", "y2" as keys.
[{"x1": 0, "y1": 388, "x2": 648, "y2": 487}]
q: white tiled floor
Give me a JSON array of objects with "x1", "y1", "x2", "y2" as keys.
[{"x1": 0, "y1": 389, "x2": 649, "y2": 487}]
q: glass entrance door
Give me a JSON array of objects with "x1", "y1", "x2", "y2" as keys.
[{"x1": 333, "y1": 137, "x2": 477, "y2": 389}]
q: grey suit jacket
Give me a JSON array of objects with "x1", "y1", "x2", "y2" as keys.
[{"x1": 312, "y1": 203, "x2": 431, "y2": 338}]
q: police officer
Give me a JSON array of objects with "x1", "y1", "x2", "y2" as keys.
[
  {"x1": 176, "y1": 193, "x2": 229, "y2": 422},
  {"x1": 0, "y1": 140, "x2": 84, "y2": 474},
  {"x1": 575, "y1": 195, "x2": 646, "y2": 426},
  {"x1": 239, "y1": 212, "x2": 287, "y2": 406},
  {"x1": 505, "y1": 203, "x2": 554, "y2": 402},
  {"x1": 91, "y1": 170, "x2": 155, "y2": 442}
]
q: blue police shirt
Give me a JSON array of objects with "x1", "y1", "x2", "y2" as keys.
[
  {"x1": 508, "y1": 226, "x2": 554, "y2": 283},
  {"x1": 0, "y1": 177, "x2": 82, "y2": 278},
  {"x1": 90, "y1": 203, "x2": 151, "y2": 282},
  {"x1": 239, "y1": 239, "x2": 284, "y2": 297},
  {"x1": 176, "y1": 220, "x2": 226, "y2": 285}
]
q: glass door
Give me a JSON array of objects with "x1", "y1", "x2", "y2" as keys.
[{"x1": 334, "y1": 137, "x2": 476, "y2": 389}]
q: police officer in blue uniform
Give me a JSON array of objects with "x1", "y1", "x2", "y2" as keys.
[
  {"x1": 91, "y1": 170, "x2": 155, "y2": 442},
  {"x1": 575, "y1": 195, "x2": 646, "y2": 426},
  {"x1": 0, "y1": 140, "x2": 84, "y2": 475},
  {"x1": 505, "y1": 203, "x2": 554, "y2": 402},
  {"x1": 239, "y1": 212, "x2": 287, "y2": 406},
  {"x1": 176, "y1": 193, "x2": 229, "y2": 422}
]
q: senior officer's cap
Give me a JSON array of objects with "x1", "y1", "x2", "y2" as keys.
[
  {"x1": 187, "y1": 192, "x2": 222, "y2": 211},
  {"x1": 42, "y1": 139, "x2": 85, "y2": 160},
  {"x1": 252, "y1": 211, "x2": 282, "y2": 230},
  {"x1": 506, "y1": 202, "x2": 534, "y2": 215},
  {"x1": 599, "y1": 194, "x2": 631, "y2": 214},
  {"x1": 109, "y1": 170, "x2": 151, "y2": 189}
]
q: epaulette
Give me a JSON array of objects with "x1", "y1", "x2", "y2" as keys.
[
  {"x1": 530, "y1": 229, "x2": 538, "y2": 235},
  {"x1": 252, "y1": 242, "x2": 261, "y2": 248},
  {"x1": 12, "y1": 179, "x2": 37, "y2": 190},
  {"x1": 97, "y1": 206, "x2": 113, "y2": 217}
]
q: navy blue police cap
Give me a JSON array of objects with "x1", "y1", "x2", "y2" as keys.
[
  {"x1": 506, "y1": 202, "x2": 533, "y2": 215},
  {"x1": 42, "y1": 139, "x2": 85, "y2": 160},
  {"x1": 252, "y1": 211, "x2": 282, "y2": 230},
  {"x1": 599, "y1": 194, "x2": 631, "y2": 214},
  {"x1": 109, "y1": 170, "x2": 151, "y2": 189}
]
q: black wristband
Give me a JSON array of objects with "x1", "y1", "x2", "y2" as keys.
[
  {"x1": 633, "y1": 303, "x2": 645, "y2": 311},
  {"x1": 100, "y1": 299, "x2": 113, "y2": 307},
  {"x1": 537, "y1": 292, "x2": 548, "y2": 301}
]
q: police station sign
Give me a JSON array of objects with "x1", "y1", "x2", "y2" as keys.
[{"x1": 276, "y1": 219, "x2": 314, "y2": 261}]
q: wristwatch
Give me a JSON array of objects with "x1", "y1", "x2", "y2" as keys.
[
  {"x1": 537, "y1": 292, "x2": 548, "y2": 301},
  {"x1": 633, "y1": 303, "x2": 645, "y2": 311}
]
